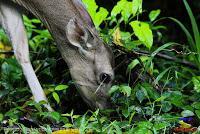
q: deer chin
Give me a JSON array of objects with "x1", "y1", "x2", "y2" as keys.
[{"x1": 76, "y1": 83, "x2": 112, "y2": 110}]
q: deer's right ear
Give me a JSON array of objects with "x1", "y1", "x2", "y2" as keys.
[{"x1": 66, "y1": 18, "x2": 87, "y2": 48}]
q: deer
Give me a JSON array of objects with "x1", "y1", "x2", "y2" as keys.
[{"x1": 0, "y1": 0, "x2": 114, "y2": 111}]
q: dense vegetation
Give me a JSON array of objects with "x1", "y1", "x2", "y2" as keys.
[{"x1": 0, "y1": 0, "x2": 200, "y2": 133}]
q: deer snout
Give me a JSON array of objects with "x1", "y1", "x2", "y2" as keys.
[{"x1": 99, "y1": 73, "x2": 112, "y2": 84}]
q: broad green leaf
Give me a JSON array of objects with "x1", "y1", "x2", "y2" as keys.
[
  {"x1": 83, "y1": 0, "x2": 108, "y2": 28},
  {"x1": 137, "y1": 121, "x2": 153, "y2": 129},
  {"x1": 82, "y1": 0, "x2": 98, "y2": 18},
  {"x1": 112, "y1": 122, "x2": 122, "y2": 134},
  {"x1": 136, "y1": 89, "x2": 146, "y2": 103},
  {"x1": 55, "y1": 85, "x2": 69, "y2": 91},
  {"x1": 154, "y1": 122, "x2": 170, "y2": 130},
  {"x1": 50, "y1": 112, "x2": 61, "y2": 122},
  {"x1": 132, "y1": 0, "x2": 143, "y2": 16},
  {"x1": 63, "y1": 123, "x2": 73, "y2": 128},
  {"x1": 52, "y1": 92, "x2": 60, "y2": 104},
  {"x1": 111, "y1": 0, "x2": 127, "y2": 17},
  {"x1": 127, "y1": 56, "x2": 150, "y2": 73},
  {"x1": 181, "y1": 110, "x2": 194, "y2": 117},
  {"x1": 149, "y1": 9, "x2": 161, "y2": 21},
  {"x1": 121, "y1": 3, "x2": 132, "y2": 23},
  {"x1": 111, "y1": 0, "x2": 142, "y2": 23},
  {"x1": 168, "y1": 91, "x2": 185, "y2": 108},
  {"x1": 79, "y1": 114, "x2": 87, "y2": 134},
  {"x1": 192, "y1": 76, "x2": 200, "y2": 93},
  {"x1": 130, "y1": 21, "x2": 153, "y2": 49},
  {"x1": 120, "y1": 85, "x2": 132, "y2": 97},
  {"x1": 195, "y1": 110, "x2": 200, "y2": 119},
  {"x1": 94, "y1": 7, "x2": 108, "y2": 27},
  {"x1": 161, "y1": 101, "x2": 172, "y2": 112},
  {"x1": 133, "y1": 128, "x2": 152, "y2": 134},
  {"x1": 192, "y1": 102, "x2": 200, "y2": 110},
  {"x1": 109, "y1": 85, "x2": 120, "y2": 95}
]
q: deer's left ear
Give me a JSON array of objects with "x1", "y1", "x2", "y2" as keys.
[{"x1": 66, "y1": 18, "x2": 94, "y2": 49}]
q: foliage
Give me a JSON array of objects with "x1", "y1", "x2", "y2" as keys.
[{"x1": 0, "y1": 0, "x2": 200, "y2": 133}]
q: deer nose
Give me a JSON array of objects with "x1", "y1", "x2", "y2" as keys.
[{"x1": 100, "y1": 73, "x2": 112, "y2": 84}]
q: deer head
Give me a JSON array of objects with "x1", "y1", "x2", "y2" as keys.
[
  {"x1": 11, "y1": 0, "x2": 115, "y2": 110},
  {"x1": 65, "y1": 18, "x2": 114, "y2": 109}
]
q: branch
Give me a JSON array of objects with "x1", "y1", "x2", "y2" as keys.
[
  {"x1": 114, "y1": 45, "x2": 198, "y2": 70},
  {"x1": 0, "y1": 51, "x2": 14, "y2": 55}
]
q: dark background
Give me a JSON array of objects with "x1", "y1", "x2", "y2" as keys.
[{"x1": 97, "y1": 0, "x2": 200, "y2": 43}]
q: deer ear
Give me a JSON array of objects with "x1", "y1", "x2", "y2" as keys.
[{"x1": 66, "y1": 18, "x2": 86, "y2": 48}]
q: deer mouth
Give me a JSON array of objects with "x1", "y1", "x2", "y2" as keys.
[{"x1": 75, "y1": 82, "x2": 113, "y2": 110}]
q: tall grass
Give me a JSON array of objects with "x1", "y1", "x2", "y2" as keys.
[{"x1": 169, "y1": 0, "x2": 200, "y2": 69}]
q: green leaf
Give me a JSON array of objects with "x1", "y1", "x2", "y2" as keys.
[
  {"x1": 119, "y1": 85, "x2": 132, "y2": 97},
  {"x1": 127, "y1": 56, "x2": 150, "y2": 73},
  {"x1": 52, "y1": 92, "x2": 60, "y2": 104},
  {"x1": 137, "y1": 121, "x2": 153, "y2": 129},
  {"x1": 132, "y1": 0, "x2": 143, "y2": 16},
  {"x1": 50, "y1": 112, "x2": 61, "y2": 122},
  {"x1": 183, "y1": 0, "x2": 200, "y2": 55},
  {"x1": 192, "y1": 76, "x2": 200, "y2": 93},
  {"x1": 55, "y1": 85, "x2": 69, "y2": 91},
  {"x1": 0, "y1": 113, "x2": 3, "y2": 121},
  {"x1": 181, "y1": 110, "x2": 195, "y2": 117},
  {"x1": 111, "y1": 0, "x2": 125, "y2": 17},
  {"x1": 155, "y1": 96, "x2": 167, "y2": 102},
  {"x1": 79, "y1": 114, "x2": 87, "y2": 133},
  {"x1": 130, "y1": 21, "x2": 153, "y2": 49},
  {"x1": 154, "y1": 67, "x2": 172, "y2": 85},
  {"x1": 192, "y1": 102, "x2": 200, "y2": 110},
  {"x1": 136, "y1": 89, "x2": 146, "y2": 103},
  {"x1": 63, "y1": 123, "x2": 73, "y2": 128},
  {"x1": 149, "y1": 9, "x2": 161, "y2": 21},
  {"x1": 83, "y1": 0, "x2": 108, "y2": 28},
  {"x1": 195, "y1": 110, "x2": 200, "y2": 119},
  {"x1": 111, "y1": 0, "x2": 142, "y2": 23},
  {"x1": 112, "y1": 121, "x2": 122, "y2": 134},
  {"x1": 94, "y1": 7, "x2": 109, "y2": 27},
  {"x1": 154, "y1": 122, "x2": 170, "y2": 130},
  {"x1": 151, "y1": 42, "x2": 176, "y2": 57},
  {"x1": 161, "y1": 101, "x2": 172, "y2": 112},
  {"x1": 109, "y1": 85, "x2": 120, "y2": 95}
]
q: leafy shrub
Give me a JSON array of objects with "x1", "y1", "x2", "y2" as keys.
[{"x1": 0, "y1": 0, "x2": 200, "y2": 133}]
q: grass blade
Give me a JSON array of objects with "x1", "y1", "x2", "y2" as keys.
[{"x1": 183, "y1": 0, "x2": 200, "y2": 52}]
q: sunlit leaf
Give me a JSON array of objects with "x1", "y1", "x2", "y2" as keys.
[
  {"x1": 83, "y1": 0, "x2": 108, "y2": 28},
  {"x1": 120, "y1": 85, "x2": 132, "y2": 97},
  {"x1": 55, "y1": 85, "x2": 69, "y2": 91},
  {"x1": 109, "y1": 85, "x2": 120, "y2": 95},
  {"x1": 149, "y1": 9, "x2": 161, "y2": 21},
  {"x1": 192, "y1": 76, "x2": 200, "y2": 93},
  {"x1": 130, "y1": 21, "x2": 153, "y2": 49},
  {"x1": 52, "y1": 92, "x2": 60, "y2": 104}
]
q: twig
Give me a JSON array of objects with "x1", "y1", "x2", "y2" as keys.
[
  {"x1": 113, "y1": 45, "x2": 198, "y2": 69},
  {"x1": 0, "y1": 51, "x2": 14, "y2": 55}
]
